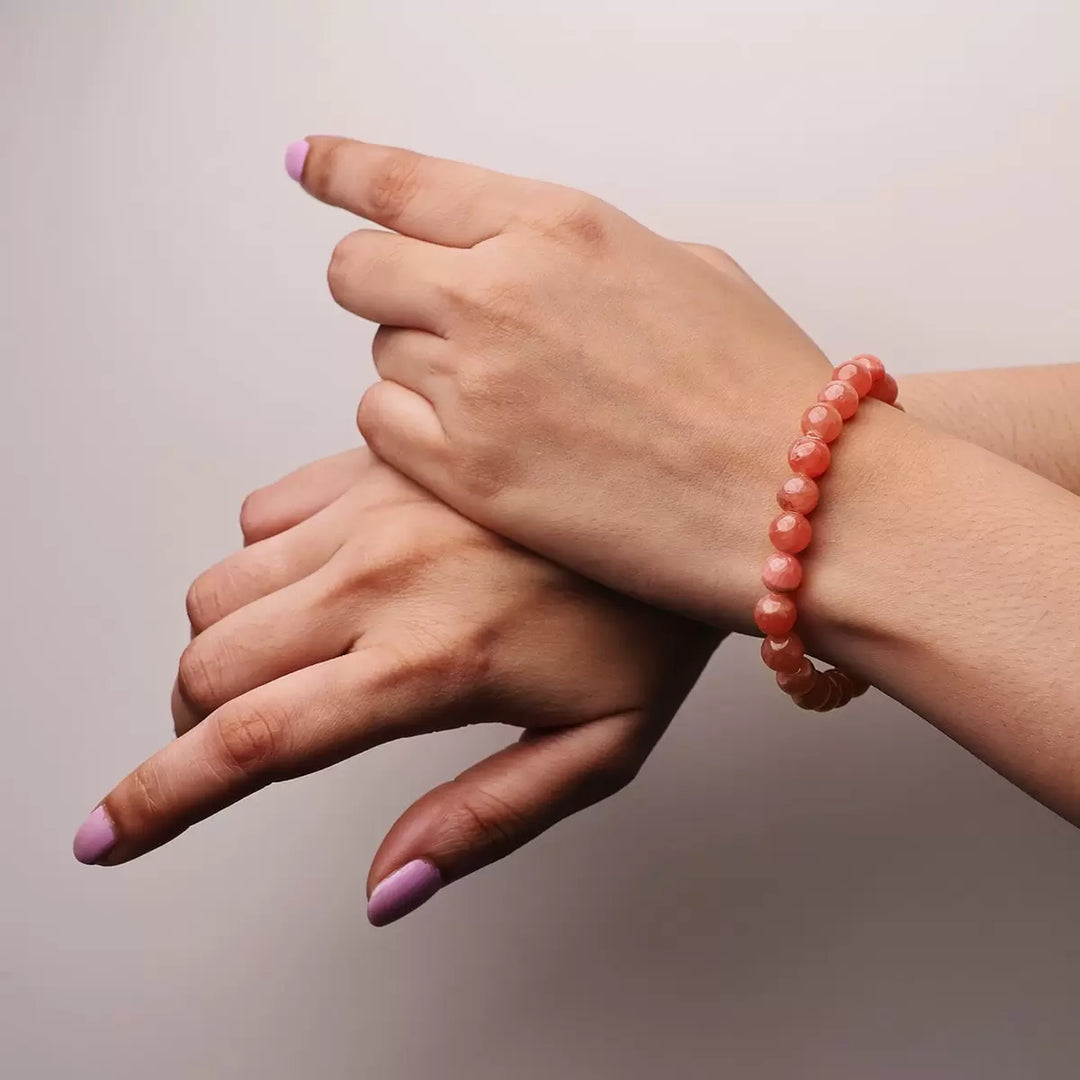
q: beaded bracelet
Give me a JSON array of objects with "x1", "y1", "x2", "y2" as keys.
[{"x1": 755, "y1": 355, "x2": 902, "y2": 711}]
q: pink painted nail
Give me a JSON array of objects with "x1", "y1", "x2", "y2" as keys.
[
  {"x1": 367, "y1": 859, "x2": 444, "y2": 927},
  {"x1": 72, "y1": 805, "x2": 116, "y2": 865},
  {"x1": 284, "y1": 139, "x2": 310, "y2": 182}
]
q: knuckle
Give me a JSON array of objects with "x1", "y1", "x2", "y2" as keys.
[
  {"x1": 447, "y1": 787, "x2": 529, "y2": 856},
  {"x1": 453, "y1": 434, "x2": 516, "y2": 503},
  {"x1": 128, "y1": 759, "x2": 167, "y2": 824},
  {"x1": 355, "y1": 382, "x2": 389, "y2": 449},
  {"x1": 306, "y1": 138, "x2": 349, "y2": 203},
  {"x1": 366, "y1": 150, "x2": 422, "y2": 226},
  {"x1": 369, "y1": 324, "x2": 393, "y2": 367},
  {"x1": 326, "y1": 233, "x2": 361, "y2": 306},
  {"x1": 185, "y1": 574, "x2": 227, "y2": 635},
  {"x1": 176, "y1": 641, "x2": 224, "y2": 715},
  {"x1": 541, "y1": 191, "x2": 609, "y2": 248},
  {"x1": 238, "y1": 490, "x2": 269, "y2": 545},
  {"x1": 214, "y1": 705, "x2": 287, "y2": 781}
]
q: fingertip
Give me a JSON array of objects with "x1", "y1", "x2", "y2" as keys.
[
  {"x1": 72, "y1": 804, "x2": 117, "y2": 866},
  {"x1": 367, "y1": 858, "x2": 444, "y2": 927},
  {"x1": 284, "y1": 139, "x2": 310, "y2": 183}
]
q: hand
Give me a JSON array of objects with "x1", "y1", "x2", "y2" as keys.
[
  {"x1": 286, "y1": 136, "x2": 861, "y2": 629},
  {"x1": 74, "y1": 449, "x2": 719, "y2": 925}
]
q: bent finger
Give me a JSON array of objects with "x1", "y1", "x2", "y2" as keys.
[
  {"x1": 186, "y1": 500, "x2": 350, "y2": 636},
  {"x1": 366, "y1": 710, "x2": 658, "y2": 926},
  {"x1": 327, "y1": 228, "x2": 461, "y2": 334},
  {"x1": 174, "y1": 563, "x2": 362, "y2": 735},
  {"x1": 239, "y1": 448, "x2": 371, "y2": 546}
]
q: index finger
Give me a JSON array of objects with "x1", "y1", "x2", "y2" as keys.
[
  {"x1": 286, "y1": 135, "x2": 533, "y2": 246},
  {"x1": 72, "y1": 646, "x2": 451, "y2": 866}
]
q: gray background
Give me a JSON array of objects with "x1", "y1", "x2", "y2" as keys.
[{"x1": 3, "y1": 2, "x2": 1079, "y2": 1077}]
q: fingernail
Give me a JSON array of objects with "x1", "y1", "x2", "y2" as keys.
[
  {"x1": 367, "y1": 859, "x2": 444, "y2": 927},
  {"x1": 72, "y1": 804, "x2": 116, "y2": 865},
  {"x1": 284, "y1": 139, "x2": 310, "y2": 182}
]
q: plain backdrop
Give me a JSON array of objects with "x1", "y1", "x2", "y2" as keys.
[{"x1": 3, "y1": 2, "x2": 1079, "y2": 1078}]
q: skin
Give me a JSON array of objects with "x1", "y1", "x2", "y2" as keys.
[
  {"x1": 291, "y1": 137, "x2": 1080, "y2": 824},
  {"x1": 93, "y1": 449, "x2": 719, "y2": 901},
  {"x1": 76, "y1": 140, "x2": 1080, "y2": 922},
  {"x1": 79, "y1": 357, "x2": 1078, "y2": 909},
  {"x1": 900, "y1": 365, "x2": 1080, "y2": 497}
]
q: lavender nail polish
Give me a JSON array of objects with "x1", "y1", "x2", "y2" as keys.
[
  {"x1": 284, "y1": 139, "x2": 310, "y2": 182},
  {"x1": 367, "y1": 859, "x2": 444, "y2": 927},
  {"x1": 72, "y1": 805, "x2": 116, "y2": 865}
]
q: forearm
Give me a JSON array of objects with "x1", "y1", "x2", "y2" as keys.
[
  {"x1": 800, "y1": 400, "x2": 1080, "y2": 822},
  {"x1": 901, "y1": 364, "x2": 1080, "y2": 495}
]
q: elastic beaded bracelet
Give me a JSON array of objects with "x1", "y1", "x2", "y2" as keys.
[{"x1": 756, "y1": 354, "x2": 902, "y2": 711}]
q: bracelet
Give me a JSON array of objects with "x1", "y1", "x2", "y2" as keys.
[{"x1": 755, "y1": 354, "x2": 902, "y2": 711}]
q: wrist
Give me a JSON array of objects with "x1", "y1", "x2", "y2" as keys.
[{"x1": 792, "y1": 398, "x2": 933, "y2": 670}]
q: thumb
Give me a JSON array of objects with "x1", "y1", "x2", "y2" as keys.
[{"x1": 365, "y1": 711, "x2": 663, "y2": 927}]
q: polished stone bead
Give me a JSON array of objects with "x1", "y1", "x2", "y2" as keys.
[
  {"x1": 800, "y1": 402, "x2": 844, "y2": 443},
  {"x1": 852, "y1": 354, "x2": 885, "y2": 383},
  {"x1": 777, "y1": 474, "x2": 820, "y2": 515},
  {"x1": 769, "y1": 511, "x2": 812, "y2": 554},
  {"x1": 761, "y1": 633, "x2": 806, "y2": 674},
  {"x1": 818, "y1": 380, "x2": 860, "y2": 420},
  {"x1": 848, "y1": 675, "x2": 871, "y2": 697},
  {"x1": 868, "y1": 371, "x2": 899, "y2": 405},
  {"x1": 777, "y1": 658, "x2": 817, "y2": 695},
  {"x1": 833, "y1": 361, "x2": 873, "y2": 399},
  {"x1": 825, "y1": 670, "x2": 855, "y2": 709},
  {"x1": 813, "y1": 680, "x2": 843, "y2": 711},
  {"x1": 754, "y1": 592, "x2": 798, "y2": 636},
  {"x1": 762, "y1": 551, "x2": 803, "y2": 592},
  {"x1": 793, "y1": 676, "x2": 833, "y2": 710},
  {"x1": 788, "y1": 435, "x2": 831, "y2": 478}
]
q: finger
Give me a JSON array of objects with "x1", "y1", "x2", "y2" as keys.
[
  {"x1": 356, "y1": 380, "x2": 446, "y2": 471},
  {"x1": 75, "y1": 646, "x2": 455, "y2": 866},
  {"x1": 371, "y1": 325, "x2": 456, "y2": 404},
  {"x1": 186, "y1": 499, "x2": 351, "y2": 636},
  {"x1": 327, "y1": 229, "x2": 461, "y2": 334},
  {"x1": 175, "y1": 561, "x2": 358, "y2": 734},
  {"x1": 365, "y1": 711, "x2": 656, "y2": 926},
  {"x1": 288, "y1": 135, "x2": 534, "y2": 246},
  {"x1": 239, "y1": 448, "x2": 371, "y2": 546}
]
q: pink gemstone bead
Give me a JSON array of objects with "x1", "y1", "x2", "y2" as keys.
[
  {"x1": 818, "y1": 380, "x2": 860, "y2": 420},
  {"x1": 813, "y1": 676, "x2": 844, "y2": 712},
  {"x1": 833, "y1": 361, "x2": 873, "y2": 399},
  {"x1": 868, "y1": 372, "x2": 899, "y2": 405},
  {"x1": 852, "y1": 354, "x2": 885, "y2": 383},
  {"x1": 793, "y1": 676, "x2": 833, "y2": 710},
  {"x1": 788, "y1": 436, "x2": 831, "y2": 478},
  {"x1": 760, "y1": 633, "x2": 805, "y2": 674},
  {"x1": 777, "y1": 658, "x2": 817, "y2": 696},
  {"x1": 848, "y1": 675, "x2": 871, "y2": 697},
  {"x1": 762, "y1": 551, "x2": 803, "y2": 592},
  {"x1": 800, "y1": 402, "x2": 844, "y2": 443},
  {"x1": 824, "y1": 670, "x2": 855, "y2": 709},
  {"x1": 777, "y1": 474, "x2": 820, "y2": 515},
  {"x1": 769, "y1": 511, "x2": 812, "y2": 554},
  {"x1": 754, "y1": 592, "x2": 798, "y2": 636}
]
